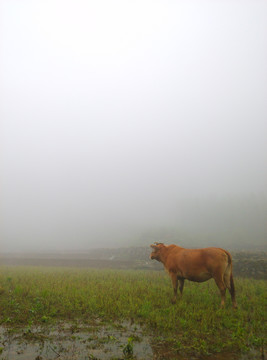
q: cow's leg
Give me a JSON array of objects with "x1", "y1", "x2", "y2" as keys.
[
  {"x1": 214, "y1": 276, "x2": 226, "y2": 308},
  {"x1": 170, "y1": 273, "x2": 178, "y2": 304},
  {"x1": 178, "y1": 279, "x2": 184, "y2": 296}
]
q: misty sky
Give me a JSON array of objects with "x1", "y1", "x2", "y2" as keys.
[{"x1": 1, "y1": 0, "x2": 267, "y2": 252}]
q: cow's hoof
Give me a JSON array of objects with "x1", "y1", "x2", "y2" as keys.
[{"x1": 171, "y1": 298, "x2": 176, "y2": 304}]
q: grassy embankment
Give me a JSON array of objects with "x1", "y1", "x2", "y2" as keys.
[{"x1": 0, "y1": 266, "x2": 266, "y2": 356}]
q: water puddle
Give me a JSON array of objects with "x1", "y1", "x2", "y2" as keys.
[
  {"x1": 0, "y1": 321, "x2": 153, "y2": 360},
  {"x1": 0, "y1": 322, "x2": 265, "y2": 360}
]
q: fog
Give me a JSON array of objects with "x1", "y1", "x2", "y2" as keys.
[{"x1": 1, "y1": 0, "x2": 267, "y2": 252}]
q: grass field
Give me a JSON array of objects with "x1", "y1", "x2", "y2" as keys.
[{"x1": 0, "y1": 266, "x2": 266, "y2": 358}]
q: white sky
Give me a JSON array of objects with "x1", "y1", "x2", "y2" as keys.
[{"x1": 1, "y1": 0, "x2": 267, "y2": 251}]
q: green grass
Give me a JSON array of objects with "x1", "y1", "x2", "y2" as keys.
[{"x1": 0, "y1": 266, "x2": 266, "y2": 356}]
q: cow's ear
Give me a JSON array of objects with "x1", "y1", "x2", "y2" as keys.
[{"x1": 150, "y1": 244, "x2": 158, "y2": 249}]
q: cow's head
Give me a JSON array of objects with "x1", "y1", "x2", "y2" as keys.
[{"x1": 150, "y1": 242, "x2": 165, "y2": 261}]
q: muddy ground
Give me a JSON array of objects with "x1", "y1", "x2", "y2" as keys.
[
  {"x1": 0, "y1": 321, "x2": 154, "y2": 360},
  {"x1": 0, "y1": 321, "x2": 264, "y2": 360}
]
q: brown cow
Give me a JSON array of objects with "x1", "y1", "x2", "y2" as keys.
[{"x1": 150, "y1": 243, "x2": 237, "y2": 308}]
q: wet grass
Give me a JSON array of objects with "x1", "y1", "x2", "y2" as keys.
[{"x1": 0, "y1": 266, "x2": 266, "y2": 357}]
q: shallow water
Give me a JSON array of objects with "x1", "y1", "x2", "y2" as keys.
[
  {"x1": 0, "y1": 322, "x2": 265, "y2": 360},
  {"x1": 0, "y1": 321, "x2": 153, "y2": 360}
]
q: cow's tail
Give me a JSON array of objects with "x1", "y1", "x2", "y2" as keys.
[{"x1": 223, "y1": 250, "x2": 237, "y2": 308}]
